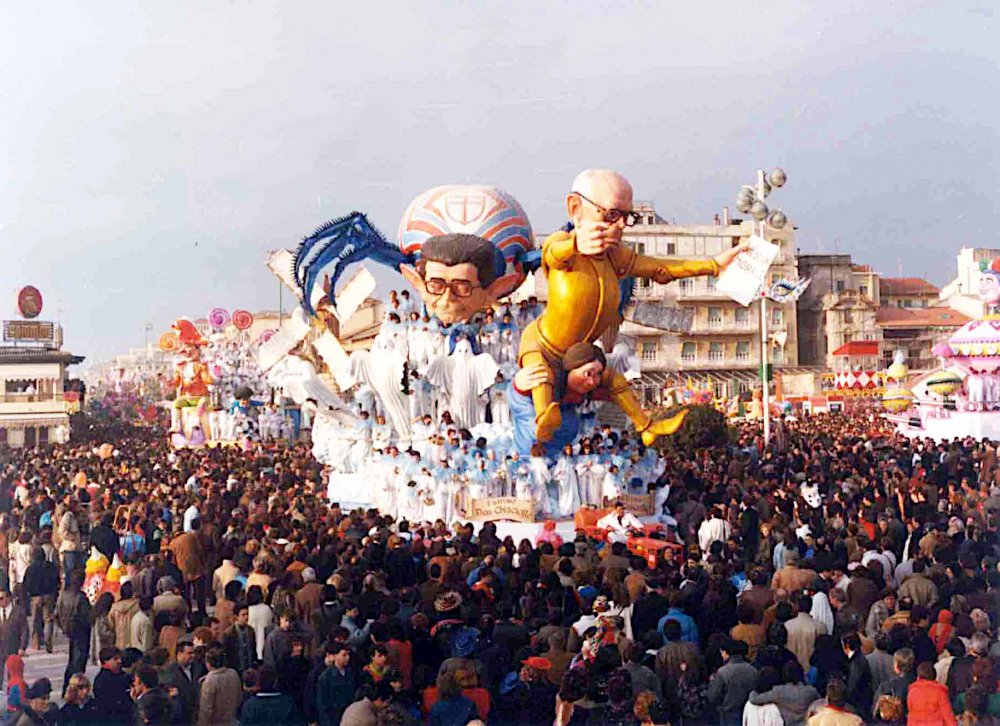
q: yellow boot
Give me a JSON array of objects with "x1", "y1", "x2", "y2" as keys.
[
  {"x1": 535, "y1": 402, "x2": 562, "y2": 443},
  {"x1": 640, "y1": 410, "x2": 689, "y2": 446}
]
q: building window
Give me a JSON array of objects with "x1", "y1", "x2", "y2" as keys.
[
  {"x1": 836, "y1": 280, "x2": 845, "y2": 292},
  {"x1": 641, "y1": 342, "x2": 657, "y2": 361},
  {"x1": 679, "y1": 279, "x2": 694, "y2": 294},
  {"x1": 735, "y1": 308, "x2": 750, "y2": 327},
  {"x1": 860, "y1": 284, "x2": 868, "y2": 297},
  {"x1": 666, "y1": 242, "x2": 676, "y2": 255},
  {"x1": 844, "y1": 309, "x2": 853, "y2": 324},
  {"x1": 706, "y1": 276, "x2": 717, "y2": 291},
  {"x1": 714, "y1": 381, "x2": 726, "y2": 399},
  {"x1": 707, "y1": 307, "x2": 722, "y2": 328},
  {"x1": 736, "y1": 341, "x2": 750, "y2": 362},
  {"x1": 681, "y1": 342, "x2": 696, "y2": 362},
  {"x1": 903, "y1": 299, "x2": 914, "y2": 308},
  {"x1": 709, "y1": 342, "x2": 723, "y2": 361},
  {"x1": 771, "y1": 309, "x2": 783, "y2": 326},
  {"x1": 635, "y1": 242, "x2": 646, "y2": 255},
  {"x1": 772, "y1": 347, "x2": 784, "y2": 363}
]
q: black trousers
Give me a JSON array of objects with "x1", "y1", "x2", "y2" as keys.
[{"x1": 64, "y1": 630, "x2": 90, "y2": 694}]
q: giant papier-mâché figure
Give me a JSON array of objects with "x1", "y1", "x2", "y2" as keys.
[
  {"x1": 168, "y1": 318, "x2": 214, "y2": 435},
  {"x1": 518, "y1": 169, "x2": 748, "y2": 445}
]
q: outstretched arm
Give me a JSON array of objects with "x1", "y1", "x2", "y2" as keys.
[{"x1": 610, "y1": 240, "x2": 751, "y2": 283}]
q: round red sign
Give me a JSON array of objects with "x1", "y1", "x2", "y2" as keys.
[{"x1": 16, "y1": 286, "x2": 43, "y2": 319}]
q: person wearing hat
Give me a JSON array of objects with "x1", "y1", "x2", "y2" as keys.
[{"x1": 10, "y1": 678, "x2": 56, "y2": 726}]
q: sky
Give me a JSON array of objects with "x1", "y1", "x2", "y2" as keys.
[{"x1": 1, "y1": 1, "x2": 997, "y2": 364}]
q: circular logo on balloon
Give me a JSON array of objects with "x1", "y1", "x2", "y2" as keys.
[
  {"x1": 258, "y1": 329, "x2": 276, "y2": 344},
  {"x1": 16, "y1": 286, "x2": 43, "y2": 319},
  {"x1": 398, "y1": 185, "x2": 534, "y2": 270},
  {"x1": 208, "y1": 308, "x2": 230, "y2": 328},
  {"x1": 232, "y1": 309, "x2": 254, "y2": 330},
  {"x1": 158, "y1": 332, "x2": 179, "y2": 352}
]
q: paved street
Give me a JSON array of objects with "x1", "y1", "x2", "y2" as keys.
[{"x1": 1, "y1": 635, "x2": 100, "y2": 711}]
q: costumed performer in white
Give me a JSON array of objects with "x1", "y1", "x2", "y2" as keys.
[
  {"x1": 528, "y1": 443, "x2": 553, "y2": 519},
  {"x1": 552, "y1": 443, "x2": 582, "y2": 518},
  {"x1": 488, "y1": 372, "x2": 511, "y2": 426}
]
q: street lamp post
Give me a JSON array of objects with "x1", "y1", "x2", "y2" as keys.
[{"x1": 735, "y1": 168, "x2": 788, "y2": 444}]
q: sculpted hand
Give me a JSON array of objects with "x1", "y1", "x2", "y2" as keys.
[
  {"x1": 514, "y1": 364, "x2": 551, "y2": 392},
  {"x1": 714, "y1": 240, "x2": 752, "y2": 272},
  {"x1": 576, "y1": 222, "x2": 619, "y2": 256}
]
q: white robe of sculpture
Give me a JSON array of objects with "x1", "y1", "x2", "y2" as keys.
[
  {"x1": 346, "y1": 339, "x2": 412, "y2": 440},
  {"x1": 424, "y1": 340, "x2": 499, "y2": 430},
  {"x1": 312, "y1": 411, "x2": 355, "y2": 471},
  {"x1": 968, "y1": 374, "x2": 987, "y2": 405}
]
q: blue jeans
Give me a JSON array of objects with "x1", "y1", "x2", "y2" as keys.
[{"x1": 61, "y1": 551, "x2": 86, "y2": 586}]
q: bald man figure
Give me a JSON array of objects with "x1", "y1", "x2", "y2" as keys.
[{"x1": 518, "y1": 169, "x2": 748, "y2": 444}]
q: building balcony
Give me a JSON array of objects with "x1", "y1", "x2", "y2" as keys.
[
  {"x1": 691, "y1": 319, "x2": 755, "y2": 334},
  {"x1": 677, "y1": 281, "x2": 731, "y2": 301},
  {"x1": 677, "y1": 357, "x2": 760, "y2": 370},
  {"x1": 0, "y1": 397, "x2": 68, "y2": 415}
]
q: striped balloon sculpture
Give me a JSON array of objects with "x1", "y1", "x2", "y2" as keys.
[{"x1": 398, "y1": 185, "x2": 534, "y2": 284}]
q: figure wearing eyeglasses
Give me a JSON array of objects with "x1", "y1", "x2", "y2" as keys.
[
  {"x1": 518, "y1": 168, "x2": 749, "y2": 445},
  {"x1": 399, "y1": 233, "x2": 522, "y2": 331}
]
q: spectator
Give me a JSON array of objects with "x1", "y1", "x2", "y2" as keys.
[
  {"x1": 906, "y1": 662, "x2": 956, "y2": 726},
  {"x1": 93, "y1": 646, "x2": 133, "y2": 724},
  {"x1": 196, "y1": 646, "x2": 242, "y2": 726}
]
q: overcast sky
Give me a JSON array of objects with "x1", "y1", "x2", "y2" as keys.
[{"x1": 2, "y1": 1, "x2": 997, "y2": 364}]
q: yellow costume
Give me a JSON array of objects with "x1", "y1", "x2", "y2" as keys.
[{"x1": 519, "y1": 230, "x2": 719, "y2": 444}]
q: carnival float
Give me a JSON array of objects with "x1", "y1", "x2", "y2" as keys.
[
  {"x1": 886, "y1": 259, "x2": 1000, "y2": 440},
  {"x1": 244, "y1": 173, "x2": 771, "y2": 539}
]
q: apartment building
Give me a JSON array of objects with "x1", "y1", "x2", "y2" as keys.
[{"x1": 618, "y1": 211, "x2": 800, "y2": 402}]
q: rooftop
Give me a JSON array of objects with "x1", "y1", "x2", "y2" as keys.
[
  {"x1": 876, "y1": 306, "x2": 968, "y2": 329},
  {"x1": 880, "y1": 277, "x2": 939, "y2": 297},
  {"x1": 0, "y1": 348, "x2": 84, "y2": 365},
  {"x1": 832, "y1": 341, "x2": 879, "y2": 357}
]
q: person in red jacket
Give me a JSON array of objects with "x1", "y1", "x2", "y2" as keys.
[{"x1": 907, "y1": 662, "x2": 957, "y2": 726}]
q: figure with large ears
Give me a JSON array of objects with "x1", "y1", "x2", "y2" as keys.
[
  {"x1": 399, "y1": 233, "x2": 522, "y2": 327},
  {"x1": 518, "y1": 169, "x2": 748, "y2": 445},
  {"x1": 294, "y1": 185, "x2": 535, "y2": 329}
]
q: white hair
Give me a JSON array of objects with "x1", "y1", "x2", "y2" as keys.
[{"x1": 571, "y1": 168, "x2": 633, "y2": 198}]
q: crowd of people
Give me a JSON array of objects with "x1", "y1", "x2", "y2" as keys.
[{"x1": 1, "y1": 410, "x2": 1000, "y2": 726}]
